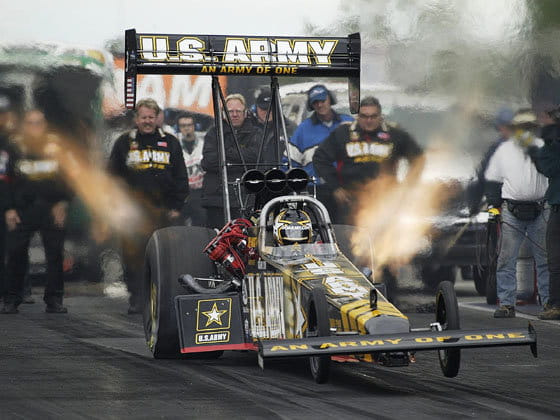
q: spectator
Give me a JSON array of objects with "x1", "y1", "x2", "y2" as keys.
[
  {"x1": 0, "y1": 95, "x2": 17, "y2": 305},
  {"x1": 484, "y1": 109, "x2": 549, "y2": 318},
  {"x1": 1, "y1": 110, "x2": 71, "y2": 314},
  {"x1": 313, "y1": 96, "x2": 424, "y2": 224},
  {"x1": 177, "y1": 113, "x2": 206, "y2": 226},
  {"x1": 253, "y1": 88, "x2": 296, "y2": 164},
  {"x1": 532, "y1": 105, "x2": 560, "y2": 320},
  {"x1": 109, "y1": 98, "x2": 188, "y2": 314},
  {"x1": 285, "y1": 84, "x2": 353, "y2": 220},
  {"x1": 467, "y1": 108, "x2": 514, "y2": 215},
  {"x1": 201, "y1": 93, "x2": 261, "y2": 228}
]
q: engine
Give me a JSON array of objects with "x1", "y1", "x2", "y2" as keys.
[{"x1": 203, "y1": 218, "x2": 255, "y2": 280}]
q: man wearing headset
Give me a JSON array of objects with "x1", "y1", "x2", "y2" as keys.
[{"x1": 285, "y1": 85, "x2": 353, "y2": 221}]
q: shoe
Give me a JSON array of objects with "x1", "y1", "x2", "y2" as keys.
[
  {"x1": 538, "y1": 305, "x2": 560, "y2": 320},
  {"x1": 1, "y1": 303, "x2": 19, "y2": 314},
  {"x1": 23, "y1": 295, "x2": 35, "y2": 304},
  {"x1": 127, "y1": 304, "x2": 142, "y2": 315},
  {"x1": 494, "y1": 305, "x2": 515, "y2": 318},
  {"x1": 543, "y1": 302, "x2": 553, "y2": 312},
  {"x1": 45, "y1": 302, "x2": 68, "y2": 313}
]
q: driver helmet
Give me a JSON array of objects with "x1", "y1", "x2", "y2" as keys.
[{"x1": 273, "y1": 208, "x2": 313, "y2": 245}]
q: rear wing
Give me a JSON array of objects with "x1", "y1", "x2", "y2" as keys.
[{"x1": 124, "y1": 29, "x2": 360, "y2": 112}]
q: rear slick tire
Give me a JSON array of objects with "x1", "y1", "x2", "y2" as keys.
[{"x1": 143, "y1": 226, "x2": 217, "y2": 359}]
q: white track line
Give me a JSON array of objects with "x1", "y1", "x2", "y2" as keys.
[{"x1": 459, "y1": 301, "x2": 560, "y2": 325}]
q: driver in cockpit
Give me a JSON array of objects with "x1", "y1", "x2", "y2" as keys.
[{"x1": 272, "y1": 208, "x2": 314, "y2": 246}]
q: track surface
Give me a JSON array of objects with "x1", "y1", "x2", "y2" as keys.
[{"x1": 1, "y1": 280, "x2": 559, "y2": 420}]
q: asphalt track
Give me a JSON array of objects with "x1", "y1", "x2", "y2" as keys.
[{"x1": 1, "y1": 279, "x2": 559, "y2": 420}]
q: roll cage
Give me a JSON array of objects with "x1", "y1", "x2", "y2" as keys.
[{"x1": 125, "y1": 29, "x2": 361, "y2": 222}]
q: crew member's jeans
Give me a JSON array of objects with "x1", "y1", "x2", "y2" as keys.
[
  {"x1": 547, "y1": 206, "x2": 560, "y2": 306},
  {"x1": 496, "y1": 205, "x2": 549, "y2": 306}
]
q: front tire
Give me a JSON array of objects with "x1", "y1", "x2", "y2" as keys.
[
  {"x1": 143, "y1": 226, "x2": 217, "y2": 359},
  {"x1": 435, "y1": 281, "x2": 461, "y2": 378},
  {"x1": 307, "y1": 286, "x2": 331, "y2": 384}
]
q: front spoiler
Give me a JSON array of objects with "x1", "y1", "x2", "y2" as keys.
[{"x1": 259, "y1": 323, "x2": 537, "y2": 358}]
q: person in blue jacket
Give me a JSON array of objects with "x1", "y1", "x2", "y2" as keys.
[{"x1": 285, "y1": 84, "x2": 353, "y2": 221}]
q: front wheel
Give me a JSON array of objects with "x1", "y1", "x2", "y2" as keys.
[
  {"x1": 435, "y1": 281, "x2": 461, "y2": 378},
  {"x1": 307, "y1": 286, "x2": 331, "y2": 384}
]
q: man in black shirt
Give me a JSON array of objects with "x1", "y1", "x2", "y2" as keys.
[
  {"x1": 1, "y1": 110, "x2": 71, "y2": 314},
  {"x1": 313, "y1": 96, "x2": 424, "y2": 224},
  {"x1": 109, "y1": 98, "x2": 188, "y2": 314}
]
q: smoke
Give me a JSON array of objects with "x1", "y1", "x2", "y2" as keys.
[
  {"x1": 22, "y1": 132, "x2": 149, "y2": 240},
  {"x1": 350, "y1": 152, "x2": 455, "y2": 269}
]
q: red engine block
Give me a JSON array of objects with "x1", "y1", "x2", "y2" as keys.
[{"x1": 203, "y1": 218, "x2": 254, "y2": 280}]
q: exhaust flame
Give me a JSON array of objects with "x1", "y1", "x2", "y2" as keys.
[
  {"x1": 350, "y1": 151, "x2": 455, "y2": 269},
  {"x1": 22, "y1": 132, "x2": 149, "y2": 240}
]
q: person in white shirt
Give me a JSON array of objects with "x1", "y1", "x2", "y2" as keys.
[
  {"x1": 484, "y1": 109, "x2": 550, "y2": 318},
  {"x1": 177, "y1": 113, "x2": 206, "y2": 226}
]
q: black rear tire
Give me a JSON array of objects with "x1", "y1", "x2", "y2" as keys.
[
  {"x1": 308, "y1": 286, "x2": 331, "y2": 384},
  {"x1": 143, "y1": 226, "x2": 217, "y2": 359},
  {"x1": 435, "y1": 281, "x2": 461, "y2": 378}
]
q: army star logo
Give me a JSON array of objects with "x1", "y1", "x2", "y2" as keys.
[{"x1": 202, "y1": 303, "x2": 227, "y2": 327}]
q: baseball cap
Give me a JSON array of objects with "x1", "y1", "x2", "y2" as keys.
[
  {"x1": 256, "y1": 89, "x2": 272, "y2": 109},
  {"x1": 511, "y1": 109, "x2": 538, "y2": 127},
  {"x1": 0, "y1": 95, "x2": 12, "y2": 113},
  {"x1": 308, "y1": 85, "x2": 329, "y2": 104}
]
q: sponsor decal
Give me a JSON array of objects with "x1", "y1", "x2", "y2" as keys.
[
  {"x1": 16, "y1": 159, "x2": 59, "y2": 180},
  {"x1": 323, "y1": 276, "x2": 369, "y2": 299},
  {"x1": 345, "y1": 141, "x2": 394, "y2": 160},
  {"x1": 196, "y1": 298, "x2": 232, "y2": 331},
  {"x1": 302, "y1": 261, "x2": 343, "y2": 275},
  {"x1": 138, "y1": 36, "x2": 339, "y2": 76},
  {"x1": 126, "y1": 149, "x2": 171, "y2": 169},
  {"x1": 195, "y1": 331, "x2": 230, "y2": 344},
  {"x1": 269, "y1": 332, "x2": 528, "y2": 352}
]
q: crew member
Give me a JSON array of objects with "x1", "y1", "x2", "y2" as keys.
[
  {"x1": 201, "y1": 93, "x2": 261, "y2": 228},
  {"x1": 177, "y1": 113, "x2": 206, "y2": 226},
  {"x1": 109, "y1": 98, "x2": 188, "y2": 314},
  {"x1": 485, "y1": 109, "x2": 549, "y2": 318},
  {"x1": 313, "y1": 96, "x2": 424, "y2": 224},
  {"x1": 2, "y1": 110, "x2": 71, "y2": 314}
]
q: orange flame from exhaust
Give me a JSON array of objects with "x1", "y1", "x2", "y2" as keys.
[
  {"x1": 350, "y1": 152, "x2": 454, "y2": 269},
  {"x1": 21, "y1": 132, "x2": 149, "y2": 240}
]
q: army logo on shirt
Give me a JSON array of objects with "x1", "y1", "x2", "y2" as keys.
[
  {"x1": 126, "y1": 148, "x2": 171, "y2": 170},
  {"x1": 345, "y1": 141, "x2": 394, "y2": 163}
]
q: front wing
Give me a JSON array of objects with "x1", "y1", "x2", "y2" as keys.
[{"x1": 260, "y1": 324, "x2": 537, "y2": 358}]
